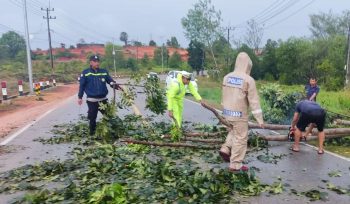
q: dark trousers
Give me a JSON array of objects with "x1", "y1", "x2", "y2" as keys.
[{"x1": 87, "y1": 99, "x2": 108, "y2": 135}]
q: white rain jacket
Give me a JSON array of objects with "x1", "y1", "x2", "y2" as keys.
[{"x1": 221, "y1": 52, "x2": 263, "y2": 124}]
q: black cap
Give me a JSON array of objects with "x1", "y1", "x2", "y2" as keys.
[{"x1": 89, "y1": 55, "x2": 100, "y2": 61}]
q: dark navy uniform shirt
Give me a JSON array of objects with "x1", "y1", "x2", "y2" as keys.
[{"x1": 78, "y1": 67, "x2": 114, "y2": 99}]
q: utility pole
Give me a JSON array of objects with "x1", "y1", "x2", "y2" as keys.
[
  {"x1": 224, "y1": 26, "x2": 234, "y2": 69},
  {"x1": 22, "y1": 0, "x2": 33, "y2": 94},
  {"x1": 41, "y1": 6, "x2": 56, "y2": 85},
  {"x1": 346, "y1": 24, "x2": 350, "y2": 88}
]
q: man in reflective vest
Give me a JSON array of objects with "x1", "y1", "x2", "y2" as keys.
[
  {"x1": 167, "y1": 71, "x2": 204, "y2": 127},
  {"x1": 219, "y1": 52, "x2": 264, "y2": 172},
  {"x1": 78, "y1": 55, "x2": 121, "y2": 135}
]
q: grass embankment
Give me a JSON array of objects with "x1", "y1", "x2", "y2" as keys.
[{"x1": 196, "y1": 78, "x2": 350, "y2": 157}]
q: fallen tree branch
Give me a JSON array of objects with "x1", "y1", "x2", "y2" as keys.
[
  {"x1": 248, "y1": 122, "x2": 290, "y2": 130},
  {"x1": 120, "y1": 138, "x2": 219, "y2": 149},
  {"x1": 201, "y1": 103, "x2": 232, "y2": 128},
  {"x1": 184, "y1": 131, "x2": 226, "y2": 137},
  {"x1": 162, "y1": 135, "x2": 223, "y2": 143}
]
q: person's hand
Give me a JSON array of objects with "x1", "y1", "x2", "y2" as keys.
[
  {"x1": 168, "y1": 110, "x2": 173, "y2": 118},
  {"x1": 78, "y1": 98, "x2": 83, "y2": 105}
]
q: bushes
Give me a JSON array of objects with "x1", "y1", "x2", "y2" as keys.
[{"x1": 260, "y1": 83, "x2": 302, "y2": 124}]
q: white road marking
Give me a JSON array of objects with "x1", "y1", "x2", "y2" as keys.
[
  {"x1": 0, "y1": 95, "x2": 76, "y2": 146},
  {"x1": 0, "y1": 108, "x2": 54, "y2": 145},
  {"x1": 303, "y1": 143, "x2": 350, "y2": 162}
]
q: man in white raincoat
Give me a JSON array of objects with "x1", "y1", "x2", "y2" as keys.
[{"x1": 219, "y1": 52, "x2": 264, "y2": 172}]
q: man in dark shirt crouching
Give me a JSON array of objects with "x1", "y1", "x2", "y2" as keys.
[{"x1": 290, "y1": 100, "x2": 326, "y2": 154}]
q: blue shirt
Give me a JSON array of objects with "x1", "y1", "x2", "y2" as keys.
[
  {"x1": 78, "y1": 67, "x2": 114, "y2": 99},
  {"x1": 295, "y1": 100, "x2": 324, "y2": 115},
  {"x1": 305, "y1": 84, "x2": 320, "y2": 101}
]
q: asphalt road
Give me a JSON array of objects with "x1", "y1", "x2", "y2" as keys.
[{"x1": 0, "y1": 77, "x2": 349, "y2": 203}]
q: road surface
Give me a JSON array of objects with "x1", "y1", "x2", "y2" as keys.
[{"x1": 0, "y1": 77, "x2": 349, "y2": 203}]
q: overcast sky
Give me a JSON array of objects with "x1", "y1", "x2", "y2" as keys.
[{"x1": 0, "y1": 0, "x2": 349, "y2": 50}]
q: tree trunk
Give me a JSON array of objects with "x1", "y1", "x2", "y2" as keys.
[
  {"x1": 120, "y1": 138, "x2": 219, "y2": 149},
  {"x1": 335, "y1": 119, "x2": 350, "y2": 126}
]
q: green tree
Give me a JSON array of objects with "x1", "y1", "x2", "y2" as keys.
[
  {"x1": 102, "y1": 43, "x2": 125, "y2": 70},
  {"x1": 166, "y1": 37, "x2": 180, "y2": 48},
  {"x1": 309, "y1": 10, "x2": 350, "y2": 39},
  {"x1": 169, "y1": 51, "x2": 182, "y2": 68},
  {"x1": 141, "y1": 53, "x2": 150, "y2": 68},
  {"x1": 119, "y1": 32, "x2": 128, "y2": 46},
  {"x1": 261, "y1": 39, "x2": 278, "y2": 80},
  {"x1": 0, "y1": 31, "x2": 25, "y2": 58},
  {"x1": 187, "y1": 40, "x2": 205, "y2": 75},
  {"x1": 181, "y1": 0, "x2": 222, "y2": 68},
  {"x1": 149, "y1": 40, "x2": 157, "y2": 46},
  {"x1": 275, "y1": 38, "x2": 313, "y2": 84},
  {"x1": 126, "y1": 58, "x2": 138, "y2": 71},
  {"x1": 153, "y1": 46, "x2": 168, "y2": 66},
  {"x1": 236, "y1": 44, "x2": 261, "y2": 79},
  {"x1": 132, "y1": 41, "x2": 142, "y2": 46}
]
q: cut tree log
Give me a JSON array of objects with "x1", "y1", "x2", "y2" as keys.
[
  {"x1": 120, "y1": 138, "x2": 220, "y2": 149},
  {"x1": 162, "y1": 135, "x2": 223, "y2": 143},
  {"x1": 335, "y1": 119, "x2": 350, "y2": 126},
  {"x1": 184, "y1": 132, "x2": 226, "y2": 137}
]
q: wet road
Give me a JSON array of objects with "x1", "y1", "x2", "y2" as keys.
[{"x1": 0, "y1": 77, "x2": 349, "y2": 203}]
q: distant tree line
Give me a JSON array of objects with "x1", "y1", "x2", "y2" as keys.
[{"x1": 182, "y1": 0, "x2": 350, "y2": 90}]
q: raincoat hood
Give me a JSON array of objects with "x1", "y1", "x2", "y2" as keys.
[{"x1": 234, "y1": 52, "x2": 252, "y2": 75}]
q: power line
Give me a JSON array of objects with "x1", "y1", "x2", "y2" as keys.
[
  {"x1": 256, "y1": 0, "x2": 301, "y2": 25},
  {"x1": 265, "y1": 0, "x2": 316, "y2": 29}
]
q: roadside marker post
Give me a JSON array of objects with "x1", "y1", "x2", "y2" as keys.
[
  {"x1": 18, "y1": 80, "x2": 23, "y2": 96},
  {"x1": 1, "y1": 81, "x2": 7, "y2": 100}
]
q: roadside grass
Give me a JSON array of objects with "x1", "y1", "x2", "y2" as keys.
[{"x1": 307, "y1": 140, "x2": 350, "y2": 158}]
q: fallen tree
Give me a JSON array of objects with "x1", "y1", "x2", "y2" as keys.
[
  {"x1": 120, "y1": 138, "x2": 220, "y2": 149},
  {"x1": 202, "y1": 102, "x2": 290, "y2": 130}
]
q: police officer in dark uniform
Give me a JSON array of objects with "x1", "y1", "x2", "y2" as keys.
[
  {"x1": 78, "y1": 55, "x2": 121, "y2": 135},
  {"x1": 290, "y1": 100, "x2": 326, "y2": 154}
]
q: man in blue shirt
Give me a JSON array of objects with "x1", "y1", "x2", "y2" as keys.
[
  {"x1": 78, "y1": 55, "x2": 121, "y2": 135},
  {"x1": 305, "y1": 77, "x2": 320, "y2": 101},
  {"x1": 290, "y1": 100, "x2": 326, "y2": 154}
]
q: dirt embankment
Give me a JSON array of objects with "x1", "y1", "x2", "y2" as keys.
[{"x1": 0, "y1": 83, "x2": 78, "y2": 139}]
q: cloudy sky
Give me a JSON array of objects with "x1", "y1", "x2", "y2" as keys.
[{"x1": 0, "y1": 0, "x2": 349, "y2": 50}]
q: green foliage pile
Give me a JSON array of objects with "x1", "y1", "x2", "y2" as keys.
[
  {"x1": 259, "y1": 83, "x2": 302, "y2": 124},
  {"x1": 0, "y1": 141, "x2": 282, "y2": 203}
]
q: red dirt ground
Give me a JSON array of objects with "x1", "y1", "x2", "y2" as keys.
[{"x1": 0, "y1": 83, "x2": 78, "y2": 139}]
